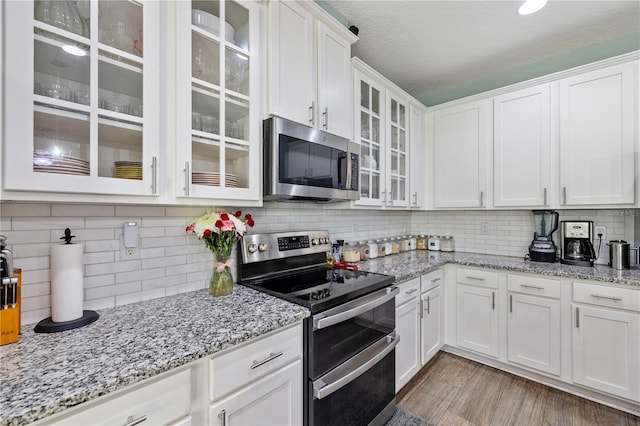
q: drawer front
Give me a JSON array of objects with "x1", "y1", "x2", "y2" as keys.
[
  {"x1": 456, "y1": 267, "x2": 498, "y2": 289},
  {"x1": 573, "y1": 282, "x2": 640, "y2": 312},
  {"x1": 46, "y1": 369, "x2": 191, "y2": 426},
  {"x1": 210, "y1": 324, "x2": 302, "y2": 401},
  {"x1": 396, "y1": 277, "x2": 421, "y2": 306},
  {"x1": 508, "y1": 274, "x2": 561, "y2": 299},
  {"x1": 421, "y1": 269, "x2": 444, "y2": 293}
]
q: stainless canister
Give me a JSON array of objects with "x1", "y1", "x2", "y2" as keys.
[{"x1": 608, "y1": 240, "x2": 630, "y2": 269}]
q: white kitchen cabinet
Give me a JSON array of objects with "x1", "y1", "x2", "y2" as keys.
[
  {"x1": 421, "y1": 284, "x2": 442, "y2": 365},
  {"x1": 210, "y1": 360, "x2": 302, "y2": 426},
  {"x1": 572, "y1": 282, "x2": 640, "y2": 402},
  {"x1": 385, "y1": 93, "x2": 410, "y2": 207},
  {"x1": 409, "y1": 104, "x2": 426, "y2": 208},
  {"x1": 175, "y1": 0, "x2": 261, "y2": 202},
  {"x1": 3, "y1": 0, "x2": 160, "y2": 198},
  {"x1": 34, "y1": 369, "x2": 192, "y2": 426},
  {"x1": 493, "y1": 83, "x2": 553, "y2": 207},
  {"x1": 395, "y1": 278, "x2": 421, "y2": 392},
  {"x1": 455, "y1": 268, "x2": 499, "y2": 358},
  {"x1": 559, "y1": 61, "x2": 637, "y2": 206},
  {"x1": 267, "y1": 0, "x2": 356, "y2": 139},
  {"x1": 434, "y1": 99, "x2": 492, "y2": 208},
  {"x1": 507, "y1": 274, "x2": 561, "y2": 376}
]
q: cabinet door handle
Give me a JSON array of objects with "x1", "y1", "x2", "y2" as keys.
[
  {"x1": 521, "y1": 284, "x2": 544, "y2": 290},
  {"x1": 575, "y1": 307, "x2": 579, "y2": 328},
  {"x1": 590, "y1": 294, "x2": 623, "y2": 302},
  {"x1": 184, "y1": 161, "x2": 190, "y2": 196},
  {"x1": 431, "y1": 277, "x2": 441, "y2": 283},
  {"x1": 412, "y1": 192, "x2": 418, "y2": 206},
  {"x1": 479, "y1": 191, "x2": 484, "y2": 207},
  {"x1": 309, "y1": 102, "x2": 315, "y2": 126},
  {"x1": 562, "y1": 186, "x2": 567, "y2": 205},
  {"x1": 466, "y1": 276, "x2": 485, "y2": 281},
  {"x1": 251, "y1": 351, "x2": 284, "y2": 369},
  {"x1": 151, "y1": 157, "x2": 158, "y2": 194},
  {"x1": 492, "y1": 292, "x2": 495, "y2": 310},
  {"x1": 387, "y1": 191, "x2": 393, "y2": 206},
  {"x1": 405, "y1": 288, "x2": 418, "y2": 295},
  {"x1": 218, "y1": 410, "x2": 226, "y2": 426},
  {"x1": 322, "y1": 107, "x2": 328, "y2": 129},
  {"x1": 124, "y1": 415, "x2": 147, "y2": 426},
  {"x1": 509, "y1": 294, "x2": 513, "y2": 313},
  {"x1": 543, "y1": 187, "x2": 548, "y2": 205},
  {"x1": 426, "y1": 296, "x2": 430, "y2": 315}
]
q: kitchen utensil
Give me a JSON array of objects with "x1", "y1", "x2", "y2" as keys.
[
  {"x1": 560, "y1": 221, "x2": 596, "y2": 267},
  {"x1": 333, "y1": 261, "x2": 358, "y2": 271},
  {"x1": 528, "y1": 210, "x2": 559, "y2": 263},
  {"x1": 608, "y1": 240, "x2": 631, "y2": 269}
]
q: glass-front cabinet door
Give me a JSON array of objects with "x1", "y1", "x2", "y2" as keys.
[
  {"x1": 176, "y1": 0, "x2": 260, "y2": 201},
  {"x1": 4, "y1": 1, "x2": 160, "y2": 196},
  {"x1": 354, "y1": 69, "x2": 385, "y2": 206},
  {"x1": 386, "y1": 95, "x2": 409, "y2": 207}
]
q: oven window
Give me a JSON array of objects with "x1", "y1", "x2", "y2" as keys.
[
  {"x1": 279, "y1": 135, "x2": 347, "y2": 189},
  {"x1": 309, "y1": 298, "x2": 395, "y2": 379},
  {"x1": 310, "y1": 350, "x2": 395, "y2": 426}
]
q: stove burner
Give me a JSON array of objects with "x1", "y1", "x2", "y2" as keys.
[{"x1": 311, "y1": 288, "x2": 331, "y2": 300}]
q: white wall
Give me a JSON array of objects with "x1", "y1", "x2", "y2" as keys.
[{"x1": 0, "y1": 202, "x2": 635, "y2": 325}]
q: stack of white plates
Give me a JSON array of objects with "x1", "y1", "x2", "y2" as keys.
[
  {"x1": 192, "y1": 9, "x2": 235, "y2": 42},
  {"x1": 113, "y1": 161, "x2": 142, "y2": 180},
  {"x1": 192, "y1": 171, "x2": 239, "y2": 187},
  {"x1": 33, "y1": 154, "x2": 89, "y2": 176}
]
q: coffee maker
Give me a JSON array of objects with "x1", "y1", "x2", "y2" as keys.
[
  {"x1": 528, "y1": 210, "x2": 559, "y2": 263},
  {"x1": 561, "y1": 221, "x2": 596, "y2": 267}
]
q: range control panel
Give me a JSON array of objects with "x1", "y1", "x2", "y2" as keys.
[{"x1": 240, "y1": 230, "x2": 331, "y2": 263}]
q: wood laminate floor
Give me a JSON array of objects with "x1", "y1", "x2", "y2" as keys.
[{"x1": 397, "y1": 352, "x2": 640, "y2": 426}]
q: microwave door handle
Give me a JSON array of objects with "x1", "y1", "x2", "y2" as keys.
[
  {"x1": 313, "y1": 286, "x2": 398, "y2": 330},
  {"x1": 337, "y1": 155, "x2": 345, "y2": 186},
  {"x1": 313, "y1": 333, "x2": 399, "y2": 399}
]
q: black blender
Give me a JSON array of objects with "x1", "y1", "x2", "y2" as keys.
[{"x1": 528, "y1": 210, "x2": 559, "y2": 263}]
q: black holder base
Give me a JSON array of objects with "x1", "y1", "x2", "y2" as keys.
[
  {"x1": 561, "y1": 258, "x2": 595, "y2": 267},
  {"x1": 34, "y1": 310, "x2": 99, "y2": 333}
]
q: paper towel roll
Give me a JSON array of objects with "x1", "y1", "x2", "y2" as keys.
[{"x1": 50, "y1": 243, "x2": 84, "y2": 322}]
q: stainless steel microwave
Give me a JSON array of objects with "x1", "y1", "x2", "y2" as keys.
[{"x1": 263, "y1": 117, "x2": 360, "y2": 202}]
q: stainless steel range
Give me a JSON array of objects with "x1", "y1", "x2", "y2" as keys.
[{"x1": 237, "y1": 230, "x2": 398, "y2": 426}]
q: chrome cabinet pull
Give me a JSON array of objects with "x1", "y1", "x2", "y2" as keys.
[
  {"x1": 466, "y1": 276, "x2": 485, "y2": 281},
  {"x1": 124, "y1": 415, "x2": 147, "y2": 426},
  {"x1": 387, "y1": 191, "x2": 393, "y2": 206},
  {"x1": 576, "y1": 307, "x2": 579, "y2": 328},
  {"x1": 218, "y1": 410, "x2": 226, "y2": 426},
  {"x1": 405, "y1": 288, "x2": 418, "y2": 295},
  {"x1": 309, "y1": 102, "x2": 315, "y2": 125},
  {"x1": 543, "y1": 187, "x2": 548, "y2": 205},
  {"x1": 562, "y1": 186, "x2": 567, "y2": 205},
  {"x1": 431, "y1": 277, "x2": 441, "y2": 283},
  {"x1": 251, "y1": 351, "x2": 284, "y2": 369},
  {"x1": 590, "y1": 294, "x2": 623, "y2": 302},
  {"x1": 426, "y1": 296, "x2": 430, "y2": 315},
  {"x1": 412, "y1": 192, "x2": 418, "y2": 206},
  {"x1": 492, "y1": 292, "x2": 495, "y2": 310},
  {"x1": 151, "y1": 157, "x2": 157, "y2": 194},
  {"x1": 509, "y1": 294, "x2": 513, "y2": 313},
  {"x1": 184, "y1": 161, "x2": 190, "y2": 196},
  {"x1": 479, "y1": 191, "x2": 484, "y2": 207},
  {"x1": 521, "y1": 284, "x2": 544, "y2": 290},
  {"x1": 322, "y1": 107, "x2": 328, "y2": 129}
]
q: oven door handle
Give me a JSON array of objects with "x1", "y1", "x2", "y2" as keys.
[
  {"x1": 313, "y1": 286, "x2": 399, "y2": 330},
  {"x1": 313, "y1": 332, "x2": 399, "y2": 400}
]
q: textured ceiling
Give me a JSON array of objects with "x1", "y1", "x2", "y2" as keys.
[{"x1": 326, "y1": 1, "x2": 640, "y2": 106}]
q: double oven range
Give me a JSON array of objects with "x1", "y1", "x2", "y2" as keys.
[{"x1": 238, "y1": 230, "x2": 398, "y2": 426}]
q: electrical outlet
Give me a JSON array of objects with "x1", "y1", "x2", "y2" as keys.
[
  {"x1": 595, "y1": 226, "x2": 607, "y2": 241},
  {"x1": 119, "y1": 235, "x2": 140, "y2": 260},
  {"x1": 480, "y1": 223, "x2": 489, "y2": 234}
]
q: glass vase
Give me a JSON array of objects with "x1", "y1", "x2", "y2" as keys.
[{"x1": 210, "y1": 251, "x2": 234, "y2": 297}]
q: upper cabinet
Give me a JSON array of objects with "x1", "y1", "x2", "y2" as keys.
[
  {"x1": 559, "y1": 62, "x2": 637, "y2": 206},
  {"x1": 4, "y1": 0, "x2": 160, "y2": 197},
  {"x1": 175, "y1": 0, "x2": 261, "y2": 202},
  {"x1": 433, "y1": 99, "x2": 491, "y2": 208},
  {"x1": 409, "y1": 104, "x2": 426, "y2": 208},
  {"x1": 493, "y1": 83, "x2": 553, "y2": 208},
  {"x1": 267, "y1": 0, "x2": 356, "y2": 140}
]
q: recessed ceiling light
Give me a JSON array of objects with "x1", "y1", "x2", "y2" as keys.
[
  {"x1": 518, "y1": 0, "x2": 548, "y2": 15},
  {"x1": 61, "y1": 44, "x2": 87, "y2": 57}
]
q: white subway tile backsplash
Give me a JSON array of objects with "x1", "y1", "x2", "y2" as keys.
[
  {"x1": 84, "y1": 274, "x2": 115, "y2": 289},
  {"x1": 52, "y1": 204, "x2": 115, "y2": 217},
  {"x1": 140, "y1": 247, "x2": 166, "y2": 259},
  {"x1": 1, "y1": 203, "x2": 51, "y2": 217},
  {"x1": 115, "y1": 206, "x2": 165, "y2": 217},
  {"x1": 86, "y1": 282, "x2": 142, "y2": 300},
  {"x1": 85, "y1": 260, "x2": 141, "y2": 276},
  {"x1": 84, "y1": 239, "x2": 120, "y2": 253},
  {"x1": 12, "y1": 217, "x2": 83, "y2": 231},
  {"x1": 83, "y1": 251, "x2": 115, "y2": 265},
  {"x1": 21, "y1": 282, "x2": 51, "y2": 298},
  {"x1": 84, "y1": 296, "x2": 115, "y2": 312},
  {"x1": 115, "y1": 288, "x2": 166, "y2": 306},
  {"x1": 116, "y1": 267, "x2": 165, "y2": 284}
]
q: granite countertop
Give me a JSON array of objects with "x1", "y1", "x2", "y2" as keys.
[
  {"x1": 0, "y1": 286, "x2": 310, "y2": 426},
  {"x1": 358, "y1": 250, "x2": 640, "y2": 287}
]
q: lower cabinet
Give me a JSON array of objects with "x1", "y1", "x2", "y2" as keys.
[
  {"x1": 455, "y1": 268, "x2": 499, "y2": 358},
  {"x1": 421, "y1": 270, "x2": 443, "y2": 364},
  {"x1": 572, "y1": 282, "x2": 640, "y2": 402},
  {"x1": 210, "y1": 360, "x2": 302, "y2": 425},
  {"x1": 395, "y1": 278, "x2": 422, "y2": 392},
  {"x1": 507, "y1": 274, "x2": 561, "y2": 376}
]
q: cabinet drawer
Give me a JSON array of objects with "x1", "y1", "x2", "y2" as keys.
[
  {"x1": 573, "y1": 282, "x2": 640, "y2": 312},
  {"x1": 210, "y1": 324, "x2": 302, "y2": 401},
  {"x1": 508, "y1": 274, "x2": 560, "y2": 299},
  {"x1": 41, "y1": 369, "x2": 191, "y2": 426},
  {"x1": 396, "y1": 277, "x2": 421, "y2": 306},
  {"x1": 456, "y1": 268, "x2": 498, "y2": 289},
  {"x1": 422, "y1": 269, "x2": 444, "y2": 293}
]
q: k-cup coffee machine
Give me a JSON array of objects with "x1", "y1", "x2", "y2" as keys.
[
  {"x1": 561, "y1": 221, "x2": 596, "y2": 267},
  {"x1": 528, "y1": 210, "x2": 559, "y2": 262}
]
